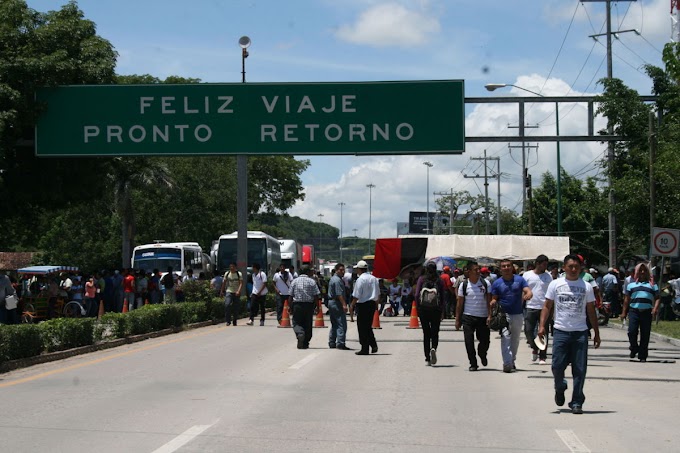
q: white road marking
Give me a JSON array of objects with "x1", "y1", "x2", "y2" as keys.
[
  {"x1": 152, "y1": 421, "x2": 217, "y2": 453},
  {"x1": 289, "y1": 353, "x2": 319, "y2": 370},
  {"x1": 556, "y1": 429, "x2": 591, "y2": 453}
]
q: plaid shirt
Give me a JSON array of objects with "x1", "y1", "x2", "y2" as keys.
[{"x1": 289, "y1": 275, "x2": 320, "y2": 303}]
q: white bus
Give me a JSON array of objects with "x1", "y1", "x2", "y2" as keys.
[
  {"x1": 279, "y1": 239, "x2": 302, "y2": 272},
  {"x1": 216, "y1": 231, "x2": 281, "y2": 276},
  {"x1": 132, "y1": 242, "x2": 209, "y2": 277}
]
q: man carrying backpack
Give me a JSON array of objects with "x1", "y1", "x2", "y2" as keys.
[
  {"x1": 455, "y1": 262, "x2": 491, "y2": 371},
  {"x1": 415, "y1": 262, "x2": 446, "y2": 366}
]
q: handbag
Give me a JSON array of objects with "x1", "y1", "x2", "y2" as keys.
[
  {"x1": 489, "y1": 302, "x2": 509, "y2": 332},
  {"x1": 5, "y1": 294, "x2": 19, "y2": 310}
]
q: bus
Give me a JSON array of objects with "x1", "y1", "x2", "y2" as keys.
[
  {"x1": 132, "y1": 242, "x2": 210, "y2": 277},
  {"x1": 279, "y1": 239, "x2": 302, "y2": 272},
  {"x1": 216, "y1": 231, "x2": 281, "y2": 276}
]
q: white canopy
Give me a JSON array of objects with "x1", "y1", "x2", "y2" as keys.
[{"x1": 398, "y1": 234, "x2": 570, "y2": 262}]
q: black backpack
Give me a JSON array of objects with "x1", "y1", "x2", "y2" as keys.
[{"x1": 420, "y1": 278, "x2": 439, "y2": 308}]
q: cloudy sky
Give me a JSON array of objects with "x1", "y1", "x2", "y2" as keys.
[{"x1": 30, "y1": 0, "x2": 669, "y2": 239}]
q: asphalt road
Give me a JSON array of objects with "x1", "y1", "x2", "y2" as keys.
[{"x1": 1, "y1": 313, "x2": 679, "y2": 452}]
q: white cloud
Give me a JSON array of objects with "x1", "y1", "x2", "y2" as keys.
[{"x1": 335, "y1": 3, "x2": 441, "y2": 48}]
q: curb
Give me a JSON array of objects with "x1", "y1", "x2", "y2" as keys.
[
  {"x1": 0, "y1": 319, "x2": 218, "y2": 374},
  {"x1": 605, "y1": 323, "x2": 680, "y2": 348}
]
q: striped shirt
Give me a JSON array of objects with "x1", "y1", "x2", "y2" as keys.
[
  {"x1": 289, "y1": 275, "x2": 320, "y2": 303},
  {"x1": 626, "y1": 281, "x2": 658, "y2": 310}
]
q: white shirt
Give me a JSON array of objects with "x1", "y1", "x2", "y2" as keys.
[
  {"x1": 401, "y1": 283, "x2": 411, "y2": 297},
  {"x1": 523, "y1": 270, "x2": 553, "y2": 310},
  {"x1": 546, "y1": 277, "x2": 595, "y2": 332},
  {"x1": 273, "y1": 271, "x2": 293, "y2": 295},
  {"x1": 458, "y1": 278, "x2": 488, "y2": 318},
  {"x1": 352, "y1": 272, "x2": 379, "y2": 303},
  {"x1": 388, "y1": 284, "x2": 401, "y2": 300},
  {"x1": 669, "y1": 278, "x2": 680, "y2": 300},
  {"x1": 251, "y1": 270, "x2": 268, "y2": 296}
]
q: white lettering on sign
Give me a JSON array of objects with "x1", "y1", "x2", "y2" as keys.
[
  {"x1": 194, "y1": 125, "x2": 212, "y2": 142},
  {"x1": 129, "y1": 125, "x2": 147, "y2": 143},
  {"x1": 259, "y1": 122, "x2": 414, "y2": 143},
  {"x1": 84, "y1": 126, "x2": 100, "y2": 143},
  {"x1": 84, "y1": 124, "x2": 213, "y2": 144},
  {"x1": 138, "y1": 96, "x2": 236, "y2": 114},
  {"x1": 217, "y1": 96, "x2": 234, "y2": 113},
  {"x1": 161, "y1": 97, "x2": 176, "y2": 114},
  {"x1": 108, "y1": 125, "x2": 123, "y2": 143},
  {"x1": 261, "y1": 95, "x2": 357, "y2": 114},
  {"x1": 142, "y1": 252, "x2": 155, "y2": 257}
]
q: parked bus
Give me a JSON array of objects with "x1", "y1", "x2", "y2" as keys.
[
  {"x1": 132, "y1": 242, "x2": 209, "y2": 277},
  {"x1": 279, "y1": 239, "x2": 302, "y2": 272},
  {"x1": 216, "y1": 231, "x2": 281, "y2": 276}
]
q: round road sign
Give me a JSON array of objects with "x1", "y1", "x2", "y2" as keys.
[{"x1": 652, "y1": 228, "x2": 680, "y2": 257}]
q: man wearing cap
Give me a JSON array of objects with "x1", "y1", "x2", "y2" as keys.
[
  {"x1": 350, "y1": 260, "x2": 379, "y2": 355},
  {"x1": 289, "y1": 265, "x2": 321, "y2": 349},
  {"x1": 523, "y1": 255, "x2": 553, "y2": 365}
]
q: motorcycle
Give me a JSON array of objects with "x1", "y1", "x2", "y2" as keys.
[{"x1": 597, "y1": 297, "x2": 612, "y2": 326}]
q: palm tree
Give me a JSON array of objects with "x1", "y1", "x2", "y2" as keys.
[{"x1": 108, "y1": 157, "x2": 174, "y2": 268}]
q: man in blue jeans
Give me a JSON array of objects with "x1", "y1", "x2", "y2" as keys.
[
  {"x1": 328, "y1": 263, "x2": 351, "y2": 350},
  {"x1": 538, "y1": 254, "x2": 601, "y2": 414}
]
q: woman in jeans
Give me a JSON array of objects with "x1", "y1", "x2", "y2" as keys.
[
  {"x1": 415, "y1": 263, "x2": 446, "y2": 366},
  {"x1": 621, "y1": 263, "x2": 660, "y2": 362}
]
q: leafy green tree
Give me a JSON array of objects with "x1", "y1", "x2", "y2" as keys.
[{"x1": 433, "y1": 190, "x2": 488, "y2": 234}]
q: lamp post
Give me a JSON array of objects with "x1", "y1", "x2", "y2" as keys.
[
  {"x1": 485, "y1": 83, "x2": 563, "y2": 236},
  {"x1": 423, "y1": 162, "x2": 433, "y2": 233},
  {"x1": 338, "y1": 202, "x2": 346, "y2": 263},
  {"x1": 236, "y1": 36, "x2": 251, "y2": 279},
  {"x1": 318, "y1": 213, "x2": 324, "y2": 259},
  {"x1": 366, "y1": 183, "x2": 375, "y2": 254}
]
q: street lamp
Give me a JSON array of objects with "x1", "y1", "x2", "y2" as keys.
[
  {"x1": 236, "y1": 36, "x2": 252, "y2": 280},
  {"x1": 318, "y1": 213, "x2": 324, "y2": 258},
  {"x1": 239, "y1": 36, "x2": 250, "y2": 83},
  {"x1": 485, "y1": 83, "x2": 563, "y2": 236},
  {"x1": 338, "y1": 202, "x2": 346, "y2": 263},
  {"x1": 423, "y1": 162, "x2": 433, "y2": 233},
  {"x1": 366, "y1": 183, "x2": 375, "y2": 254}
]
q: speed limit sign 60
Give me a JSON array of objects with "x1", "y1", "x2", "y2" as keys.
[{"x1": 652, "y1": 228, "x2": 680, "y2": 257}]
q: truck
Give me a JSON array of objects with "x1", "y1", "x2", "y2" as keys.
[
  {"x1": 302, "y1": 244, "x2": 316, "y2": 270},
  {"x1": 279, "y1": 239, "x2": 302, "y2": 273}
]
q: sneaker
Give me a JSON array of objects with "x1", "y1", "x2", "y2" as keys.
[
  {"x1": 630, "y1": 350, "x2": 637, "y2": 358},
  {"x1": 469, "y1": 365, "x2": 479, "y2": 372},
  {"x1": 260, "y1": 320, "x2": 264, "y2": 326},
  {"x1": 337, "y1": 345, "x2": 351, "y2": 350},
  {"x1": 502, "y1": 365, "x2": 513, "y2": 373},
  {"x1": 226, "y1": 322, "x2": 231, "y2": 326},
  {"x1": 371, "y1": 345, "x2": 378, "y2": 354},
  {"x1": 246, "y1": 320, "x2": 254, "y2": 326},
  {"x1": 539, "y1": 359, "x2": 547, "y2": 365},
  {"x1": 532, "y1": 352, "x2": 538, "y2": 362},
  {"x1": 355, "y1": 350, "x2": 369, "y2": 355},
  {"x1": 512, "y1": 364, "x2": 517, "y2": 370},
  {"x1": 329, "y1": 344, "x2": 336, "y2": 349},
  {"x1": 639, "y1": 358, "x2": 647, "y2": 363},
  {"x1": 555, "y1": 381, "x2": 568, "y2": 407},
  {"x1": 297, "y1": 336, "x2": 305, "y2": 349},
  {"x1": 426, "y1": 359, "x2": 431, "y2": 366},
  {"x1": 480, "y1": 355, "x2": 488, "y2": 367},
  {"x1": 430, "y1": 348, "x2": 437, "y2": 365},
  {"x1": 571, "y1": 405, "x2": 583, "y2": 414}
]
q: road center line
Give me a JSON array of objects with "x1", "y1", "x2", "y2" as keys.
[
  {"x1": 151, "y1": 421, "x2": 217, "y2": 453},
  {"x1": 289, "y1": 353, "x2": 319, "y2": 370},
  {"x1": 556, "y1": 429, "x2": 591, "y2": 453}
]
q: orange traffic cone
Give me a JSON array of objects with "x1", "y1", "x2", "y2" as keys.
[
  {"x1": 278, "y1": 299, "x2": 292, "y2": 328},
  {"x1": 313, "y1": 299, "x2": 327, "y2": 328},
  {"x1": 97, "y1": 299, "x2": 105, "y2": 319},
  {"x1": 406, "y1": 300, "x2": 420, "y2": 329},
  {"x1": 372, "y1": 307, "x2": 382, "y2": 329},
  {"x1": 122, "y1": 299, "x2": 129, "y2": 313}
]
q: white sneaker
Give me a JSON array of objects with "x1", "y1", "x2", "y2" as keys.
[
  {"x1": 246, "y1": 320, "x2": 254, "y2": 326},
  {"x1": 531, "y1": 353, "x2": 538, "y2": 362},
  {"x1": 539, "y1": 359, "x2": 547, "y2": 365}
]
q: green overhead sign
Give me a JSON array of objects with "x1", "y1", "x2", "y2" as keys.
[{"x1": 36, "y1": 80, "x2": 465, "y2": 156}]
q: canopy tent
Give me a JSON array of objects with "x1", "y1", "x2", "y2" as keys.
[
  {"x1": 398, "y1": 234, "x2": 570, "y2": 262},
  {"x1": 17, "y1": 265, "x2": 79, "y2": 275}
]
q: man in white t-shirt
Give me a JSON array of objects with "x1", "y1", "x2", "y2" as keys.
[
  {"x1": 523, "y1": 255, "x2": 553, "y2": 365},
  {"x1": 455, "y1": 262, "x2": 491, "y2": 371},
  {"x1": 538, "y1": 254, "x2": 601, "y2": 415},
  {"x1": 247, "y1": 263, "x2": 268, "y2": 326},
  {"x1": 273, "y1": 264, "x2": 293, "y2": 325}
]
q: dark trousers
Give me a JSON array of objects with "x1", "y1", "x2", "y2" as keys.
[
  {"x1": 250, "y1": 294, "x2": 266, "y2": 322},
  {"x1": 276, "y1": 294, "x2": 289, "y2": 323},
  {"x1": 356, "y1": 301, "x2": 377, "y2": 353},
  {"x1": 462, "y1": 314, "x2": 490, "y2": 367},
  {"x1": 419, "y1": 307, "x2": 442, "y2": 359},
  {"x1": 292, "y1": 302, "x2": 314, "y2": 346},
  {"x1": 524, "y1": 308, "x2": 548, "y2": 360},
  {"x1": 628, "y1": 308, "x2": 652, "y2": 360},
  {"x1": 225, "y1": 292, "x2": 239, "y2": 325}
]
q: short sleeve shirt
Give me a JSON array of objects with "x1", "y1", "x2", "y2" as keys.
[
  {"x1": 328, "y1": 275, "x2": 345, "y2": 301},
  {"x1": 251, "y1": 271, "x2": 268, "y2": 296},
  {"x1": 352, "y1": 273, "x2": 378, "y2": 303},
  {"x1": 458, "y1": 278, "x2": 488, "y2": 318},
  {"x1": 273, "y1": 271, "x2": 293, "y2": 296},
  {"x1": 523, "y1": 270, "x2": 552, "y2": 310},
  {"x1": 490, "y1": 275, "x2": 528, "y2": 315},
  {"x1": 546, "y1": 277, "x2": 595, "y2": 332}
]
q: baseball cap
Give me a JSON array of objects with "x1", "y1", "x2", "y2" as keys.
[
  {"x1": 443, "y1": 266, "x2": 451, "y2": 272},
  {"x1": 589, "y1": 268, "x2": 597, "y2": 274},
  {"x1": 355, "y1": 260, "x2": 369, "y2": 269},
  {"x1": 480, "y1": 267, "x2": 489, "y2": 273}
]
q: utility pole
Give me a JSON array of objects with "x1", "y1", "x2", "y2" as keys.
[
  {"x1": 582, "y1": 0, "x2": 637, "y2": 266},
  {"x1": 433, "y1": 188, "x2": 455, "y2": 234},
  {"x1": 467, "y1": 150, "x2": 499, "y2": 235},
  {"x1": 649, "y1": 111, "x2": 656, "y2": 262},
  {"x1": 508, "y1": 143, "x2": 538, "y2": 234},
  {"x1": 493, "y1": 159, "x2": 502, "y2": 235}
]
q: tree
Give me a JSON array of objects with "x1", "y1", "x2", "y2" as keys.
[
  {"x1": 433, "y1": 190, "x2": 488, "y2": 234},
  {"x1": 0, "y1": 0, "x2": 117, "y2": 250}
]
